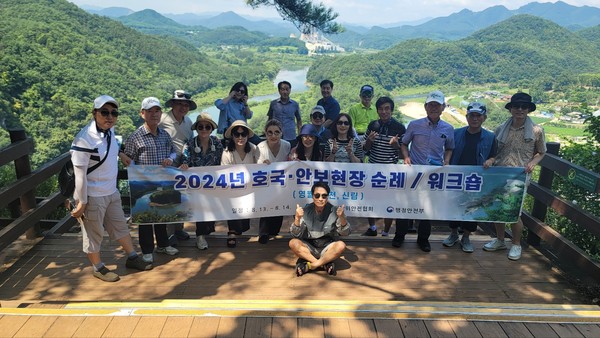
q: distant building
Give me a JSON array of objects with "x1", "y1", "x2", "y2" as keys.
[{"x1": 299, "y1": 28, "x2": 345, "y2": 55}]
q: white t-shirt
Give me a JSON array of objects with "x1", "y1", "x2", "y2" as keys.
[
  {"x1": 70, "y1": 120, "x2": 119, "y2": 198},
  {"x1": 257, "y1": 140, "x2": 291, "y2": 164}
]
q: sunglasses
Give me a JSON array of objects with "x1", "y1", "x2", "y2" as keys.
[
  {"x1": 266, "y1": 130, "x2": 281, "y2": 136},
  {"x1": 512, "y1": 103, "x2": 530, "y2": 110},
  {"x1": 236, "y1": 89, "x2": 247, "y2": 94},
  {"x1": 337, "y1": 121, "x2": 350, "y2": 126},
  {"x1": 196, "y1": 124, "x2": 212, "y2": 131},
  {"x1": 233, "y1": 131, "x2": 248, "y2": 138},
  {"x1": 313, "y1": 193, "x2": 328, "y2": 199},
  {"x1": 175, "y1": 91, "x2": 191, "y2": 99},
  {"x1": 99, "y1": 109, "x2": 119, "y2": 117},
  {"x1": 311, "y1": 113, "x2": 324, "y2": 119}
]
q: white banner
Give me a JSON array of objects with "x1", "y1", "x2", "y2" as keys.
[{"x1": 128, "y1": 162, "x2": 527, "y2": 224}]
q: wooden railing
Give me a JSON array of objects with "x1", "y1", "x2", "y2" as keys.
[
  {"x1": 1, "y1": 133, "x2": 600, "y2": 281},
  {"x1": 0, "y1": 130, "x2": 75, "y2": 251},
  {"x1": 522, "y1": 142, "x2": 600, "y2": 280}
]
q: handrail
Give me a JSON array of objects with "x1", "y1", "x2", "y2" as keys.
[
  {"x1": 1, "y1": 133, "x2": 600, "y2": 282},
  {"x1": 0, "y1": 153, "x2": 69, "y2": 210},
  {"x1": 0, "y1": 138, "x2": 34, "y2": 167}
]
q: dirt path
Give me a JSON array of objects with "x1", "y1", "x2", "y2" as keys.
[{"x1": 398, "y1": 98, "x2": 466, "y2": 126}]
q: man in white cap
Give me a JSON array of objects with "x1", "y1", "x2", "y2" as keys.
[
  {"x1": 398, "y1": 90, "x2": 455, "y2": 252},
  {"x1": 70, "y1": 95, "x2": 152, "y2": 282},
  {"x1": 160, "y1": 90, "x2": 197, "y2": 243},
  {"x1": 122, "y1": 97, "x2": 180, "y2": 264}
]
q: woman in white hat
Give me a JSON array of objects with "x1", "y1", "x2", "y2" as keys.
[
  {"x1": 180, "y1": 112, "x2": 223, "y2": 250},
  {"x1": 221, "y1": 120, "x2": 259, "y2": 247}
]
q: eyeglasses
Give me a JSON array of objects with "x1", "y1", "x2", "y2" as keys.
[
  {"x1": 196, "y1": 124, "x2": 212, "y2": 131},
  {"x1": 99, "y1": 109, "x2": 119, "y2": 117},
  {"x1": 512, "y1": 103, "x2": 530, "y2": 110},
  {"x1": 266, "y1": 130, "x2": 281, "y2": 136},
  {"x1": 233, "y1": 131, "x2": 248, "y2": 138},
  {"x1": 311, "y1": 113, "x2": 324, "y2": 119},
  {"x1": 175, "y1": 91, "x2": 191, "y2": 99},
  {"x1": 337, "y1": 121, "x2": 350, "y2": 126},
  {"x1": 313, "y1": 193, "x2": 328, "y2": 199}
]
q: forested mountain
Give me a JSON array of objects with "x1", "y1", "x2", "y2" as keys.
[
  {"x1": 327, "y1": 1, "x2": 600, "y2": 49},
  {"x1": 0, "y1": 0, "x2": 277, "y2": 164},
  {"x1": 83, "y1": 2, "x2": 600, "y2": 51},
  {"x1": 191, "y1": 11, "x2": 297, "y2": 37},
  {"x1": 88, "y1": 6, "x2": 133, "y2": 18},
  {"x1": 115, "y1": 10, "x2": 305, "y2": 50},
  {"x1": 309, "y1": 15, "x2": 600, "y2": 91}
]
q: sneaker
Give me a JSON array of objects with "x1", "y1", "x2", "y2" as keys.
[
  {"x1": 483, "y1": 238, "x2": 507, "y2": 251},
  {"x1": 175, "y1": 230, "x2": 190, "y2": 240},
  {"x1": 508, "y1": 245, "x2": 522, "y2": 260},
  {"x1": 196, "y1": 235, "x2": 208, "y2": 250},
  {"x1": 391, "y1": 234, "x2": 405, "y2": 248},
  {"x1": 442, "y1": 233, "x2": 460, "y2": 247},
  {"x1": 460, "y1": 236, "x2": 474, "y2": 253},
  {"x1": 156, "y1": 246, "x2": 179, "y2": 255},
  {"x1": 93, "y1": 266, "x2": 120, "y2": 282},
  {"x1": 142, "y1": 253, "x2": 153, "y2": 263},
  {"x1": 126, "y1": 255, "x2": 153, "y2": 270},
  {"x1": 362, "y1": 228, "x2": 377, "y2": 236},
  {"x1": 381, "y1": 231, "x2": 389, "y2": 237}
]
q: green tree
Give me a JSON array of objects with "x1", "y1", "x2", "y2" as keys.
[{"x1": 246, "y1": 0, "x2": 342, "y2": 34}]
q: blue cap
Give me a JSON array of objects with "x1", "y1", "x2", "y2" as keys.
[{"x1": 299, "y1": 124, "x2": 317, "y2": 137}]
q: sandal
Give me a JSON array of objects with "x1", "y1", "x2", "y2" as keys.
[
  {"x1": 324, "y1": 262, "x2": 336, "y2": 276},
  {"x1": 295, "y1": 259, "x2": 311, "y2": 277},
  {"x1": 227, "y1": 232, "x2": 237, "y2": 248}
]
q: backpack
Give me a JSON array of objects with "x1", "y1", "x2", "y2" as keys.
[{"x1": 59, "y1": 133, "x2": 112, "y2": 197}]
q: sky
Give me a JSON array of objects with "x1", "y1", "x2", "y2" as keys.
[{"x1": 67, "y1": 0, "x2": 600, "y2": 26}]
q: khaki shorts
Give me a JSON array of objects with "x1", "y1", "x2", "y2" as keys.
[
  {"x1": 301, "y1": 238, "x2": 336, "y2": 259},
  {"x1": 81, "y1": 191, "x2": 130, "y2": 253}
]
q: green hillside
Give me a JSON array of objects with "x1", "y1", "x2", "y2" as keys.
[
  {"x1": 0, "y1": 0, "x2": 277, "y2": 165},
  {"x1": 309, "y1": 15, "x2": 600, "y2": 90}
]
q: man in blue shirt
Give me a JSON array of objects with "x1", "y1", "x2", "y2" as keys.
[
  {"x1": 397, "y1": 91, "x2": 455, "y2": 252},
  {"x1": 316, "y1": 79, "x2": 340, "y2": 128},
  {"x1": 268, "y1": 81, "x2": 302, "y2": 146}
]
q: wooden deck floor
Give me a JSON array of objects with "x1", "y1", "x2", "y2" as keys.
[{"x1": 1, "y1": 218, "x2": 599, "y2": 337}]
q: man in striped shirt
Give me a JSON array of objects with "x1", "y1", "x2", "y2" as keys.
[{"x1": 362, "y1": 96, "x2": 406, "y2": 237}]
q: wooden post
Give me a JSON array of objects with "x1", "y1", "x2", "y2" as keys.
[
  {"x1": 9, "y1": 129, "x2": 39, "y2": 239},
  {"x1": 527, "y1": 142, "x2": 560, "y2": 246}
]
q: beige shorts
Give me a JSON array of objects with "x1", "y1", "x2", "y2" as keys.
[{"x1": 81, "y1": 191, "x2": 130, "y2": 253}]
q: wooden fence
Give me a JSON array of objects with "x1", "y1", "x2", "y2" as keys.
[{"x1": 1, "y1": 132, "x2": 599, "y2": 280}]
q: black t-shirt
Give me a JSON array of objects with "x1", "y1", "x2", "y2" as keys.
[{"x1": 458, "y1": 130, "x2": 480, "y2": 165}]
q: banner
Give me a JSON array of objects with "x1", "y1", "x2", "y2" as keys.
[{"x1": 127, "y1": 162, "x2": 527, "y2": 224}]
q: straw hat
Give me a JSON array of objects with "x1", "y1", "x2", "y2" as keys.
[
  {"x1": 224, "y1": 120, "x2": 255, "y2": 138},
  {"x1": 191, "y1": 112, "x2": 217, "y2": 130}
]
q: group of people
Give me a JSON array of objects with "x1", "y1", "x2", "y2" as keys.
[{"x1": 69, "y1": 80, "x2": 546, "y2": 282}]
